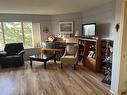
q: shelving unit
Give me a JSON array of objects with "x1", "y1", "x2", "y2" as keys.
[
  {"x1": 78, "y1": 38, "x2": 113, "y2": 85},
  {"x1": 78, "y1": 39, "x2": 85, "y2": 61},
  {"x1": 78, "y1": 38, "x2": 101, "y2": 72},
  {"x1": 101, "y1": 39, "x2": 113, "y2": 74},
  {"x1": 101, "y1": 39, "x2": 113, "y2": 85},
  {"x1": 101, "y1": 40, "x2": 113, "y2": 63}
]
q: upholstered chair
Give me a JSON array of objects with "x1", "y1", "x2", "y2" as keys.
[{"x1": 60, "y1": 45, "x2": 78, "y2": 70}]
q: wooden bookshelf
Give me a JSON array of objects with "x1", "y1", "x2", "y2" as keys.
[{"x1": 78, "y1": 38, "x2": 101, "y2": 72}]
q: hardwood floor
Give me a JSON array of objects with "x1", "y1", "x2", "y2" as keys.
[
  {"x1": 122, "y1": 91, "x2": 127, "y2": 95},
  {"x1": 0, "y1": 61, "x2": 112, "y2": 95}
]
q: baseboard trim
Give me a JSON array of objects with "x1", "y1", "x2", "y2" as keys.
[{"x1": 110, "y1": 90, "x2": 116, "y2": 95}]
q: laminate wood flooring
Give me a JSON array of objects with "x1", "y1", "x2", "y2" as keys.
[{"x1": 0, "y1": 61, "x2": 113, "y2": 95}]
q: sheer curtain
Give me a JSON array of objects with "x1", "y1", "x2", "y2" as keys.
[{"x1": 32, "y1": 23, "x2": 41, "y2": 48}]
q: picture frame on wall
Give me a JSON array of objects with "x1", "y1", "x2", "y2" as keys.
[{"x1": 59, "y1": 21, "x2": 73, "y2": 34}]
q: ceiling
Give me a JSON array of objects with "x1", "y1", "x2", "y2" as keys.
[{"x1": 0, "y1": 0, "x2": 112, "y2": 15}]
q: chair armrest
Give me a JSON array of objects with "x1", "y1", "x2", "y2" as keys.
[
  {"x1": 0, "y1": 51, "x2": 7, "y2": 57},
  {"x1": 63, "y1": 48, "x2": 67, "y2": 56},
  {"x1": 18, "y1": 50, "x2": 25, "y2": 55},
  {"x1": 74, "y1": 49, "x2": 78, "y2": 57}
]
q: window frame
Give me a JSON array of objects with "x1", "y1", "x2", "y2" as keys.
[
  {"x1": 0, "y1": 21, "x2": 34, "y2": 49},
  {"x1": 22, "y1": 22, "x2": 34, "y2": 48}
]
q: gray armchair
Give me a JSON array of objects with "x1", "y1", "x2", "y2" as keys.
[{"x1": 60, "y1": 45, "x2": 78, "y2": 70}]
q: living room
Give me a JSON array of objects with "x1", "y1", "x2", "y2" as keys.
[{"x1": 0, "y1": 0, "x2": 127, "y2": 95}]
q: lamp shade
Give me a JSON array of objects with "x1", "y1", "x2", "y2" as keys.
[{"x1": 75, "y1": 31, "x2": 82, "y2": 37}]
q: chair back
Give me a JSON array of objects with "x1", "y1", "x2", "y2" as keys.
[
  {"x1": 4, "y1": 43, "x2": 24, "y2": 56},
  {"x1": 66, "y1": 45, "x2": 78, "y2": 55}
]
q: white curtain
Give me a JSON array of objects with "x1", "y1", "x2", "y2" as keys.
[{"x1": 32, "y1": 23, "x2": 41, "y2": 48}]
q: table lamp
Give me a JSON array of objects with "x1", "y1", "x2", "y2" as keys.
[{"x1": 74, "y1": 31, "x2": 82, "y2": 37}]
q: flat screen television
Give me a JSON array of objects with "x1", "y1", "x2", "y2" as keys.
[{"x1": 82, "y1": 23, "x2": 96, "y2": 38}]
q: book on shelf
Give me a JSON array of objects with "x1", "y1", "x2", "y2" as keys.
[{"x1": 80, "y1": 52, "x2": 84, "y2": 56}]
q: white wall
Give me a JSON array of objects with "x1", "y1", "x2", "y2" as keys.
[
  {"x1": 112, "y1": 0, "x2": 127, "y2": 94},
  {"x1": 50, "y1": 1, "x2": 115, "y2": 39},
  {"x1": 82, "y1": 1, "x2": 115, "y2": 39},
  {"x1": 51, "y1": 12, "x2": 82, "y2": 35},
  {"x1": 0, "y1": 14, "x2": 50, "y2": 22},
  {"x1": 110, "y1": 0, "x2": 123, "y2": 94}
]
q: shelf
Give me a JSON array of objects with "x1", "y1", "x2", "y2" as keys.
[
  {"x1": 78, "y1": 38, "x2": 98, "y2": 42},
  {"x1": 79, "y1": 53, "x2": 84, "y2": 55},
  {"x1": 79, "y1": 44, "x2": 84, "y2": 46},
  {"x1": 79, "y1": 55, "x2": 84, "y2": 58},
  {"x1": 79, "y1": 49, "x2": 84, "y2": 51},
  {"x1": 86, "y1": 56, "x2": 96, "y2": 61},
  {"x1": 84, "y1": 56, "x2": 96, "y2": 72}
]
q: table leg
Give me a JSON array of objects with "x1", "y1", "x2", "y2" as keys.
[
  {"x1": 60, "y1": 50, "x2": 62, "y2": 57},
  {"x1": 30, "y1": 59, "x2": 32, "y2": 68},
  {"x1": 44, "y1": 61, "x2": 47, "y2": 69},
  {"x1": 61, "y1": 63, "x2": 63, "y2": 69},
  {"x1": 54, "y1": 55, "x2": 56, "y2": 63}
]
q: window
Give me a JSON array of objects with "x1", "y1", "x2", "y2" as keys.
[
  {"x1": 3, "y1": 22, "x2": 23, "y2": 43},
  {"x1": 0, "y1": 23, "x2": 4, "y2": 48},
  {"x1": 0, "y1": 22, "x2": 34, "y2": 48},
  {"x1": 23, "y1": 22, "x2": 33, "y2": 48}
]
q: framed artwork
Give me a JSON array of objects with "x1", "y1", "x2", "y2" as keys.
[{"x1": 59, "y1": 21, "x2": 73, "y2": 34}]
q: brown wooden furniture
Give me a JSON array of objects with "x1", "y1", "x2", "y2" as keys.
[
  {"x1": 41, "y1": 48, "x2": 63, "y2": 60},
  {"x1": 41, "y1": 48, "x2": 63, "y2": 56},
  {"x1": 78, "y1": 38, "x2": 101, "y2": 72},
  {"x1": 29, "y1": 54, "x2": 56, "y2": 69}
]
